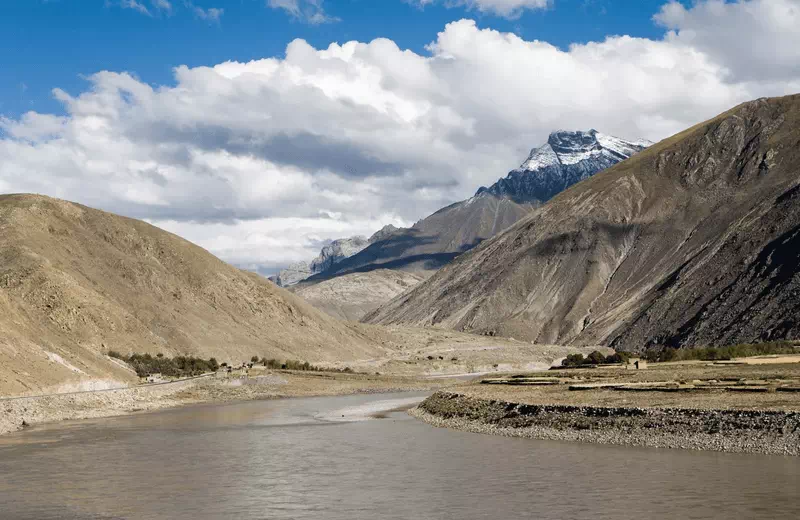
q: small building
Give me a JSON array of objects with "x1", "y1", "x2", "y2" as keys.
[
  {"x1": 626, "y1": 358, "x2": 648, "y2": 370},
  {"x1": 145, "y1": 373, "x2": 165, "y2": 383}
]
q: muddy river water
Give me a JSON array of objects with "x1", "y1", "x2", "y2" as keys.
[{"x1": 1, "y1": 391, "x2": 798, "y2": 519}]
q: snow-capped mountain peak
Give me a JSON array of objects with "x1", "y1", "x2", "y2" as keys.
[{"x1": 475, "y1": 129, "x2": 651, "y2": 203}]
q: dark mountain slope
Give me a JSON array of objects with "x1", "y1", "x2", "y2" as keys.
[
  {"x1": 365, "y1": 95, "x2": 800, "y2": 351},
  {"x1": 312, "y1": 131, "x2": 647, "y2": 281},
  {"x1": 311, "y1": 195, "x2": 533, "y2": 279}
]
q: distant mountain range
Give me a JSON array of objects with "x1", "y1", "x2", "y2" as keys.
[
  {"x1": 271, "y1": 228, "x2": 396, "y2": 287},
  {"x1": 366, "y1": 95, "x2": 800, "y2": 351},
  {"x1": 292, "y1": 130, "x2": 649, "y2": 286}
]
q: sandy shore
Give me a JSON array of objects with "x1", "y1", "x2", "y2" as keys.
[
  {"x1": 412, "y1": 391, "x2": 800, "y2": 456},
  {"x1": 0, "y1": 371, "x2": 447, "y2": 437}
]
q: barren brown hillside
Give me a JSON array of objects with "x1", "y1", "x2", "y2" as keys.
[
  {"x1": 0, "y1": 194, "x2": 385, "y2": 395},
  {"x1": 365, "y1": 95, "x2": 800, "y2": 352},
  {"x1": 295, "y1": 269, "x2": 424, "y2": 321}
]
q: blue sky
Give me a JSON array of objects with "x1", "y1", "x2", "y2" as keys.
[{"x1": 3, "y1": 0, "x2": 673, "y2": 118}]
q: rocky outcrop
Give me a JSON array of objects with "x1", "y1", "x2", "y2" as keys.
[
  {"x1": 413, "y1": 392, "x2": 800, "y2": 455},
  {"x1": 310, "y1": 236, "x2": 370, "y2": 274},
  {"x1": 365, "y1": 95, "x2": 800, "y2": 352},
  {"x1": 272, "y1": 261, "x2": 313, "y2": 287},
  {"x1": 273, "y1": 235, "x2": 371, "y2": 287}
]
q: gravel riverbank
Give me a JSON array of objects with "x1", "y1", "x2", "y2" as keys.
[
  {"x1": 412, "y1": 392, "x2": 800, "y2": 456},
  {"x1": 1, "y1": 376, "x2": 202, "y2": 436}
]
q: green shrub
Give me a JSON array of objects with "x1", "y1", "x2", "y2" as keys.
[
  {"x1": 585, "y1": 351, "x2": 606, "y2": 365},
  {"x1": 561, "y1": 353, "x2": 585, "y2": 367},
  {"x1": 604, "y1": 351, "x2": 632, "y2": 364},
  {"x1": 262, "y1": 358, "x2": 282, "y2": 369}
]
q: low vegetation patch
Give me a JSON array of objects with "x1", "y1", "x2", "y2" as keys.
[
  {"x1": 562, "y1": 351, "x2": 631, "y2": 367},
  {"x1": 108, "y1": 351, "x2": 219, "y2": 378},
  {"x1": 259, "y1": 357, "x2": 353, "y2": 373},
  {"x1": 643, "y1": 341, "x2": 798, "y2": 363}
]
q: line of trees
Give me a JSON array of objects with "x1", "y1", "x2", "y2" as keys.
[
  {"x1": 108, "y1": 351, "x2": 219, "y2": 378},
  {"x1": 642, "y1": 341, "x2": 797, "y2": 363},
  {"x1": 561, "y1": 350, "x2": 631, "y2": 367},
  {"x1": 254, "y1": 356, "x2": 353, "y2": 373}
]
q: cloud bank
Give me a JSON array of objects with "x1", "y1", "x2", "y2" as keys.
[{"x1": 2, "y1": 0, "x2": 800, "y2": 273}]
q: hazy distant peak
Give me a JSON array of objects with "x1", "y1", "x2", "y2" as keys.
[
  {"x1": 274, "y1": 235, "x2": 372, "y2": 287},
  {"x1": 370, "y1": 224, "x2": 400, "y2": 243}
]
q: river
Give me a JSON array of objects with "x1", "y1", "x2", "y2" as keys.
[{"x1": 0, "y1": 391, "x2": 798, "y2": 519}]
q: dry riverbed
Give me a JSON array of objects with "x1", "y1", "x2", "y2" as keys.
[
  {"x1": 0, "y1": 371, "x2": 450, "y2": 437},
  {"x1": 412, "y1": 361, "x2": 800, "y2": 456}
]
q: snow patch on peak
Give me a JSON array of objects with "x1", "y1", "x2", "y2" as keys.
[
  {"x1": 518, "y1": 143, "x2": 560, "y2": 172},
  {"x1": 595, "y1": 132, "x2": 654, "y2": 159}
]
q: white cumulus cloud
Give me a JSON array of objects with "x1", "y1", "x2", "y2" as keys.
[{"x1": 655, "y1": 0, "x2": 800, "y2": 82}]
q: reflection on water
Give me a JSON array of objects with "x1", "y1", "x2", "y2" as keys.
[{"x1": 0, "y1": 392, "x2": 798, "y2": 520}]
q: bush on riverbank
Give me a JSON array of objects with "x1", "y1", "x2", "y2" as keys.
[
  {"x1": 107, "y1": 351, "x2": 219, "y2": 378},
  {"x1": 643, "y1": 341, "x2": 797, "y2": 363}
]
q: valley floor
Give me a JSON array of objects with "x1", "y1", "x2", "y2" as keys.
[
  {"x1": 412, "y1": 359, "x2": 800, "y2": 456},
  {"x1": 0, "y1": 329, "x2": 604, "y2": 437}
]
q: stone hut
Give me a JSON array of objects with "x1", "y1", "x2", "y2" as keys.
[{"x1": 626, "y1": 358, "x2": 648, "y2": 370}]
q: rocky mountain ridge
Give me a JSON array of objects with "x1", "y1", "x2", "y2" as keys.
[
  {"x1": 365, "y1": 95, "x2": 800, "y2": 352},
  {"x1": 305, "y1": 130, "x2": 648, "y2": 283}
]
